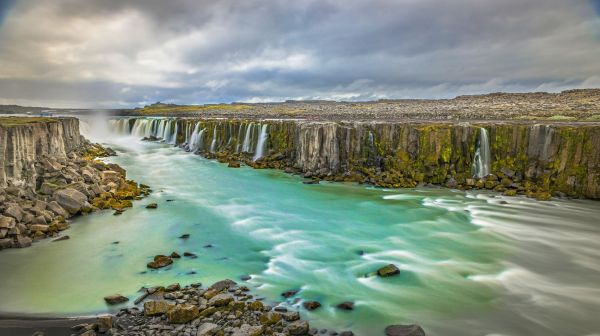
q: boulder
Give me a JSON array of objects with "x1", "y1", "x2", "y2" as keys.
[
  {"x1": 30, "y1": 224, "x2": 49, "y2": 233},
  {"x1": 259, "y1": 312, "x2": 282, "y2": 325},
  {"x1": 228, "y1": 161, "x2": 241, "y2": 168},
  {"x1": 15, "y1": 236, "x2": 32, "y2": 248},
  {"x1": 384, "y1": 324, "x2": 426, "y2": 336},
  {"x1": 54, "y1": 188, "x2": 89, "y2": 214},
  {"x1": 281, "y1": 311, "x2": 300, "y2": 322},
  {"x1": 101, "y1": 171, "x2": 121, "y2": 183},
  {"x1": 47, "y1": 201, "x2": 69, "y2": 217},
  {"x1": 147, "y1": 255, "x2": 173, "y2": 269},
  {"x1": 4, "y1": 204, "x2": 24, "y2": 222},
  {"x1": 302, "y1": 301, "x2": 321, "y2": 311},
  {"x1": 197, "y1": 323, "x2": 219, "y2": 336},
  {"x1": 145, "y1": 203, "x2": 158, "y2": 209},
  {"x1": 166, "y1": 304, "x2": 199, "y2": 324},
  {"x1": 208, "y1": 293, "x2": 234, "y2": 307},
  {"x1": 166, "y1": 283, "x2": 181, "y2": 292},
  {"x1": 377, "y1": 264, "x2": 400, "y2": 277},
  {"x1": 208, "y1": 279, "x2": 237, "y2": 292},
  {"x1": 232, "y1": 324, "x2": 263, "y2": 336},
  {"x1": 336, "y1": 301, "x2": 354, "y2": 310},
  {"x1": 144, "y1": 300, "x2": 174, "y2": 316},
  {"x1": 0, "y1": 215, "x2": 15, "y2": 229},
  {"x1": 288, "y1": 320, "x2": 309, "y2": 336},
  {"x1": 281, "y1": 289, "x2": 299, "y2": 298},
  {"x1": 96, "y1": 315, "x2": 113, "y2": 333},
  {"x1": 104, "y1": 294, "x2": 129, "y2": 305}
]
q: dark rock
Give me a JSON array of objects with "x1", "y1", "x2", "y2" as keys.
[
  {"x1": 104, "y1": 294, "x2": 129, "y2": 305},
  {"x1": 170, "y1": 251, "x2": 181, "y2": 258},
  {"x1": 240, "y1": 275, "x2": 251, "y2": 281},
  {"x1": 377, "y1": 264, "x2": 400, "y2": 277},
  {"x1": 384, "y1": 324, "x2": 426, "y2": 336},
  {"x1": 303, "y1": 301, "x2": 321, "y2": 311},
  {"x1": 179, "y1": 234, "x2": 190, "y2": 239},
  {"x1": 183, "y1": 252, "x2": 197, "y2": 258},
  {"x1": 145, "y1": 203, "x2": 158, "y2": 209},
  {"x1": 166, "y1": 283, "x2": 181, "y2": 292},
  {"x1": 228, "y1": 161, "x2": 241, "y2": 168},
  {"x1": 336, "y1": 301, "x2": 354, "y2": 310},
  {"x1": 281, "y1": 289, "x2": 299, "y2": 298},
  {"x1": 203, "y1": 244, "x2": 213, "y2": 248},
  {"x1": 147, "y1": 255, "x2": 173, "y2": 269},
  {"x1": 340, "y1": 332, "x2": 354, "y2": 336},
  {"x1": 303, "y1": 180, "x2": 320, "y2": 185},
  {"x1": 209, "y1": 279, "x2": 237, "y2": 292}
]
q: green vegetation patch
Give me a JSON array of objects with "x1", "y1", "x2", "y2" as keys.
[
  {"x1": 0, "y1": 116, "x2": 58, "y2": 127},
  {"x1": 546, "y1": 115, "x2": 576, "y2": 121},
  {"x1": 137, "y1": 103, "x2": 251, "y2": 114}
]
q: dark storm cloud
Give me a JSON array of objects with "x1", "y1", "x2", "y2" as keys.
[{"x1": 0, "y1": 0, "x2": 599, "y2": 107}]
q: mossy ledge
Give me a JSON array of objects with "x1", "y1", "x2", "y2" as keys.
[{"x1": 131, "y1": 118, "x2": 599, "y2": 200}]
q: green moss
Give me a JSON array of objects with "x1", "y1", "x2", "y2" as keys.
[{"x1": 0, "y1": 117, "x2": 58, "y2": 127}]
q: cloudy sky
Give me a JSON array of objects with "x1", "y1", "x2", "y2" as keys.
[{"x1": 0, "y1": 0, "x2": 599, "y2": 108}]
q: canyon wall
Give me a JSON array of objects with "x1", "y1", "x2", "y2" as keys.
[
  {"x1": 112, "y1": 118, "x2": 600, "y2": 199},
  {"x1": 0, "y1": 118, "x2": 81, "y2": 188}
]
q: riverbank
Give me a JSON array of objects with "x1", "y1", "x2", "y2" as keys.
[{"x1": 0, "y1": 117, "x2": 150, "y2": 250}]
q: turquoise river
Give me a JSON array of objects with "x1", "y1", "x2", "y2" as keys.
[{"x1": 0, "y1": 119, "x2": 599, "y2": 336}]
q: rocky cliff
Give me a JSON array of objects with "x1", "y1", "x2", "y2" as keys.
[
  {"x1": 114, "y1": 118, "x2": 600, "y2": 199},
  {"x1": 0, "y1": 117, "x2": 149, "y2": 250},
  {"x1": 0, "y1": 117, "x2": 81, "y2": 188}
]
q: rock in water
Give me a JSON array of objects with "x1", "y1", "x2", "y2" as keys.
[
  {"x1": 336, "y1": 301, "x2": 354, "y2": 310},
  {"x1": 54, "y1": 188, "x2": 88, "y2": 214},
  {"x1": 228, "y1": 161, "x2": 241, "y2": 168},
  {"x1": 385, "y1": 324, "x2": 426, "y2": 336},
  {"x1": 147, "y1": 255, "x2": 173, "y2": 269},
  {"x1": 377, "y1": 264, "x2": 400, "y2": 277},
  {"x1": 104, "y1": 294, "x2": 128, "y2": 305},
  {"x1": 145, "y1": 203, "x2": 158, "y2": 209},
  {"x1": 166, "y1": 304, "x2": 199, "y2": 323},
  {"x1": 302, "y1": 301, "x2": 321, "y2": 310}
]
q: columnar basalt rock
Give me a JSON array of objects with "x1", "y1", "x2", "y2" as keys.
[
  {"x1": 0, "y1": 117, "x2": 150, "y2": 250},
  {"x1": 117, "y1": 118, "x2": 600, "y2": 199}
]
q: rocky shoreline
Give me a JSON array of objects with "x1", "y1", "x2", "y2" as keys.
[
  {"x1": 26, "y1": 278, "x2": 422, "y2": 336},
  {"x1": 0, "y1": 117, "x2": 149, "y2": 250}
]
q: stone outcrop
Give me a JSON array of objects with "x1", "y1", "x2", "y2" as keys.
[
  {"x1": 0, "y1": 117, "x2": 150, "y2": 250},
  {"x1": 117, "y1": 118, "x2": 600, "y2": 199},
  {"x1": 0, "y1": 117, "x2": 81, "y2": 188}
]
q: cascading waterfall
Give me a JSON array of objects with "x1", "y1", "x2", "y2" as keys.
[
  {"x1": 235, "y1": 124, "x2": 244, "y2": 153},
  {"x1": 210, "y1": 126, "x2": 218, "y2": 152},
  {"x1": 473, "y1": 127, "x2": 491, "y2": 178},
  {"x1": 242, "y1": 123, "x2": 254, "y2": 152},
  {"x1": 169, "y1": 121, "x2": 178, "y2": 145},
  {"x1": 367, "y1": 131, "x2": 374, "y2": 148},
  {"x1": 187, "y1": 122, "x2": 201, "y2": 151},
  {"x1": 253, "y1": 124, "x2": 268, "y2": 161}
]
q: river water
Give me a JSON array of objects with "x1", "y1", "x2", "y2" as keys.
[{"x1": 0, "y1": 122, "x2": 599, "y2": 336}]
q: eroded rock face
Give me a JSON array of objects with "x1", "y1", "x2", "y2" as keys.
[
  {"x1": 124, "y1": 117, "x2": 600, "y2": 199},
  {"x1": 0, "y1": 118, "x2": 81, "y2": 188},
  {"x1": 0, "y1": 117, "x2": 150, "y2": 250}
]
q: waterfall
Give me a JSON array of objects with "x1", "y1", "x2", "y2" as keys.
[
  {"x1": 169, "y1": 121, "x2": 178, "y2": 145},
  {"x1": 253, "y1": 124, "x2": 268, "y2": 161},
  {"x1": 473, "y1": 127, "x2": 491, "y2": 178},
  {"x1": 210, "y1": 126, "x2": 217, "y2": 152},
  {"x1": 367, "y1": 131, "x2": 374, "y2": 147},
  {"x1": 187, "y1": 122, "x2": 201, "y2": 151},
  {"x1": 242, "y1": 123, "x2": 254, "y2": 152}
]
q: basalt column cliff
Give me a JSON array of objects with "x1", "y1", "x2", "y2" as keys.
[{"x1": 111, "y1": 119, "x2": 600, "y2": 200}]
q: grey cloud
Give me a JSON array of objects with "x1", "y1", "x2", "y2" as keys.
[{"x1": 0, "y1": 0, "x2": 599, "y2": 107}]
